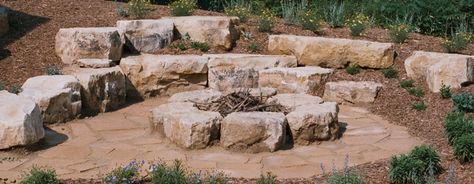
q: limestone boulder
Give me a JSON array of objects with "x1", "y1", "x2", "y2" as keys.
[
  {"x1": 149, "y1": 102, "x2": 197, "y2": 134},
  {"x1": 221, "y1": 112, "x2": 287, "y2": 152},
  {"x1": 206, "y1": 54, "x2": 297, "y2": 91},
  {"x1": 19, "y1": 75, "x2": 81, "y2": 124},
  {"x1": 0, "y1": 91, "x2": 44, "y2": 149},
  {"x1": 117, "y1": 19, "x2": 174, "y2": 53},
  {"x1": 268, "y1": 35, "x2": 394, "y2": 68},
  {"x1": 225, "y1": 87, "x2": 277, "y2": 98},
  {"x1": 259, "y1": 67, "x2": 333, "y2": 95},
  {"x1": 168, "y1": 89, "x2": 223, "y2": 104},
  {"x1": 323, "y1": 81, "x2": 383, "y2": 104},
  {"x1": 0, "y1": 7, "x2": 8, "y2": 37},
  {"x1": 286, "y1": 102, "x2": 340, "y2": 145},
  {"x1": 404, "y1": 51, "x2": 474, "y2": 92},
  {"x1": 120, "y1": 54, "x2": 208, "y2": 98},
  {"x1": 268, "y1": 93, "x2": 323, "y2": 111},
  {"x1": 75, "y1": 59, "x2": 114, "y2": 68},
  {"x1": 69, "y1": 66, "x2": 126, "y2": 114},
  {"x1": 55, "y1": 27, "x2": 123, "y2": 64},
  {"x1": 165, "y1": 16, "x2": 240, "y2": 50}
]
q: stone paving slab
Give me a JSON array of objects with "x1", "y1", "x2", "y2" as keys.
[{"x1": 0, "y1": 97, "x2": 422, "y2": 180}]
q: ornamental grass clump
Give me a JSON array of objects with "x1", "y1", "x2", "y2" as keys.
[
  {"x1": 170, "y1": 0, "x2": 197, "y2": 16},
  {"x1": 382, "y1": 67, "x2": 398, "y2": 79},
  {"x1": 347, "y1": 13, "x2": 371, "y2": 36},
  {"x1": 444, "y1": 111, "x2": 473, "y2": 145},
  {"x1": 20, "y1": 167, "x2": 59, "y2": 184},
  {"x1": 257, "y1": 9, "x2": 275, "y2": 32},
  {"x1": 389, "y1": 23, "x2": 411, "y2": 43},
  {"x1": 408, "y1": 87, "x2": 425, "y2": 97},
  {"x1": 150, "y1": 160, "x2": 188, "y2": 184},
  {"x1": 257, "y1": 172, "x2": 277, "y2": 184},
  {"x1": 453, "y1": 134, "x2": 474, "y2": 163},
  {"x1": 345, "y1": 64, "x2": 361, "y2": 75},
  {"x1": 389, "y1": 154, "x2": 426, "y2": 184},
  {"x1": 412, "y1": 101, "x2": 427, "y2": 111},
  {"x1": 409, "y1": 145, "x2": 443, "y2": 175},
  {"x1": 400, "y1": 79, "x2": 414, "y2": 89},
  {"x1": 443, "y1": 31, "x2": 472, "y2": 53}
]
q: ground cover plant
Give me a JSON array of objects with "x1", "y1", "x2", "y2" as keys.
[{"x1": 20, "y1": 167, "x2": 59, "y2": 184}]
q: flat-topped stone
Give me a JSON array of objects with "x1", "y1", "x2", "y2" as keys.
[
  {"x1": 168, "y1": 89, "x2": 223, "y2": 104},
  {"x1": 55, "y1": 27, "x2": 123, "y2": 64},
  {"x1": 120, "y1": 54, "x2": 208, "y2": 98},
  {"x1": 205, "y1": 54, "x2": 297, "y2": 91},
  {"x1": 268, "y1": 93, "x2": 323, "y2": 111},
  {"x1": 225, "y1": 87, "x2": 278, "y2": 98},
  {"x1": 117, "y1": 19, "x2": 174, "y2": 53},
  {"x1": 323, "y1": 81, "x2": 383, "y2": 104},
  {"x1": 221, "y1": 112, "x2": 287, "y2": 152},
  {"x1": 19, "y1": 75, "x2": 81, "y2": 124},
  {"x1": 0, "y1": 91, "x2": 44, "y2": 149},
  {"x1": 149, "y1": 102, "x2": 197, "y2": 133},
  {"x1": 0, "y1": 7, "x2": 8, "y2": 37},
  {"x1": 68, "y1": 66, "x2": 126, "y2": 114},
  {"x1": 268, "y1": 35, "x2": 394, "y2": 69},
  {"x1": 259, "y1": 66, "x2": 333, "y2": 95},
  {"x1": 75, "y1": 59, "x2": 114, "y2": 68},
  {"x1": 405, "y1": 51, "x2": 474, "y2": 92},
  {"x1": 286, "y1": 102, "x2": 339, "y2": 145}
]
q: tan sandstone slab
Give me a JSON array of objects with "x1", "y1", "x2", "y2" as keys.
[
  {"x1": 117, "y1": 19, "x2": 174, "y2": 53},
  {"x1": 268, "y1": 93, "x2": 323, "y2": 111},
  {"x1": 323, "y1": 81, "x2": 383, "y2": 104},
  {"x1": 75, "y1": 58, "x2": 115, "y2": 68},
  {"x1": 168, "y1": 89, "x2": 223, "y2": 104}
]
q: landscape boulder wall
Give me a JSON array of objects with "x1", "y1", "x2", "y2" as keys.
[
  {"x1": 19, "y1": 75, "x2": 82, "y2": 124},
  {"x1": 323, "y1": 81, "x2": 383, "y2": 104},
  {"x1": 286, "y1": 102, "x2": 339, "y2": 145},
  {"x1": 0, "y1": 7, "x2": 8, "y2": 37},
  {"x1": 268, "y1": 35, "x2": 395, "y2": 69},
  {"x1": 150, "y1": 102, "x2": 222, "y2": 149},
  {"x1": 221, "y1": 112, "x2": 287, "y2": 152},
  {"x1": 55, "y1": 27, "x2": 123, "y2": 64},
  {"x1": 206, "y1": 54, "x2": 298, "y2": 91},
  {"x1": 68, "y1": 66, "x2": 126, "y2": 114},
  {"x1": 268, "y1": 93, "x2": 323, "y2": 111},
  {"x1": 117, "y1": 19, "x2": 174, "y2": 53},
  {"x1": 120, "y1": 54, "x2": 208, "y2": 98},
  {"x1": 405, "y1": 51, "x2": 474, "y2": 92},
  {"x1": 258, "y1": 66, "x2": 333, "y2": 95},
  {"x1": 165, "y1": 16, "x2": 240, "y2": 50},
  {"x1": 0, "y1": 91, "x2": 44, "y2": 149}
]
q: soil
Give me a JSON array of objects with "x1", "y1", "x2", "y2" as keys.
[{"x1": 1, "y1": 0, "x2": 473, "y2": 183}]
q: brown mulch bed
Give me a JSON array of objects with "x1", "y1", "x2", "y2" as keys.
[{"x1": 1, "y1": 0, "x2": 474, "y2": 183}]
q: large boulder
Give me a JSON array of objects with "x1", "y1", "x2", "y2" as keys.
[
  {"x1": 55, "y1": 27, "x2": 123, "y2": 64},
  {"x1": 258, "y1": 66, "x2": 333, "y2": 95},
  {"x1": 168, "y1": 89, "x2": 223, "y2": 104},
  {"x1": 165, "y1": 16, "x2": 240, "y2": 50},
  {"x1": 221, "y1": 112, "x2": 287, "y2": 152},
  {"x1": 68, "y1": 66, "x2": 126, "y2": 114},
  {"x1": 205, "y1": 54, "x2": 297, "y2": 91},
  {"x1": 19, "y1": 75, "x2": 81, "y2": 124},
  {"x1": 268, "y1": 35, "x2": 394, "y2": 69},
  {"x1": 0, "y1": 91, "x2": 44, "y2": 149},
  {"x1": 0, "y1": 7, "x2": 8, "y2": 37},
  {"x1": 323, "y1": 81, "x2": 383, "y2": 104},
  {"x1": 117, "y1": 19, "x2": 174, "y2": 53},
  {"x1": 405, "y1": 51, "x2": 474, "y2": 92},
  {"x1": 150, "y1": 102, "x2": 222, "y2": 149},
  {"x1": 120, "y1": 54, "x2": 208, "y2": 98},
  {"x1": 286, "y1": 102, "x2": 340, "y2": 145},
  {"x1": 268, "y1": 93, "x2": 323, "y2": 111}
]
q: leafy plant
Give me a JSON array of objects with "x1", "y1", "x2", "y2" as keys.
[
  {"x1": 103, "y1": 160, "x2": 142, "y2": 184},
  {"x1": 280, "y1": 0, "x2": 308, "y2": 25},
  {"x1": 440, "y1": 83, "x2": 452, "y2": 99},
  {"x1": 116, "y1": 5, "x2": 129, "y2": 17},
  {"x1": 389, "y1": 154, "x2": 425, "y2": 184},
  {"x1": 241, "y1": 31, "x2": 253, "y2": 40},
  {"x1": 400, "y1": 80, "x2": 414, "y2": 89},
  {"x1": 298, "y1": 10, "x2": 322, "y2": 32},
  {"x1": 408, "y1": 87, "x2": 425, "y2": 97},
  {"x1": 444, "y1": 111, "x2": 473, "y2": 144},
  {"x1": 412, "y1": 101, "x2": 427, "y2": 111},
  {"x1": 170, "y1": 0, "x2": 197, "y2": 16},
  {"x1": 45, "y1": 65, "x2": 62, "y2": 75},
  {"x1": 190, "y1": 41, "x2": 209, "y2": 52},
  {"x1": 150, "y1": 160, "x2": 188, "y2": 184},
  {"x1": 257, "y1": 9, "x2": 275, "y2": 32},
  {"x1": 389, "y1": 23, "x2": 411, "y2": 43},
  {"x1": 8, "y1": 85, "x2": 21, "y2": 94},
  {"x1": 171, "y1": 42, "x2": 188, "y2": 51},
  {"x1": 443, "y1": 30, "x2": 472, "y2": 53},
  {"x1": 382, "y1": 67, "x2": 398, "y2": 79},
  {"x1": 409, "y1": 145, "x2": 443, "y2": 175},
  {"x1": 248, "y1": 42, "x2": 261, "y2": 53},
  {"x1": 189, "y1": 171, "x2": 229, "y2": 184},
  {"x1": 345, "y1": 64, "x2": 361, "y2": 75},
  {"x1": 20, "y1": 167, "x2": 59, "y2": 184},
  {"x1": 347, "y1": 13, "x2": 371, "y2": 36},
  {"x1": 327, "y1": 156, "x2": 364, "y2": 184},
  {"x1": 224, "y1": 4, "x2": 251, "y2": 22},
  {"x1": 453, "y1": 134, "x2": 474, "y2": 163},
  {"x1": 324, "y1": 2, "x2": 346, "y2": 28},
  {"x1": 128, "y1": 0, "x2": 151, "y2": 19},
  {"x1": 452, "y1": 93, "x2": 474, "y2": 112},
  {"x1": 257, "y1": 172, "x2": 277, "y2": 184}
]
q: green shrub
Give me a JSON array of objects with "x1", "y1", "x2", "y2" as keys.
[
  {"x1": 443, "y1": 31, "x2": 472, "y2": 53},
  {"x1": 190, "y1": 41, "x2": 209, "y2": 52},
  {"x1": 116, "y1": 5, "x2": 129, "y2": 17},
  {"x1": 170, "y1": 0, "x2": 197, "y2": 16},
  {"x1": 327, "y1": 170, "x2": 364, "y2": 184},
  {"x1": 171, "y1": 42, "x2": 188, "y2": 51},
  {"x1": 389, "y1": 23, "x2": 411, "y2": 43},
  {"x1": 280, "y1": 0, "x2": 309, "y2": 25},
  {"x1": 389, "y1": 154, "x2": 425, "y2": 184},
  {"x1": 298, "y1": 10, "x2": 322, "y2": 32},
  {"x1": 409, "y1": 145, "x2": 443, "y2": 175},
  {"x1": 444, "y1": 111, "x2": 473, "y2": 144},
  {"x1": 103, "y1": 160, "x2": 142, "y2": 184},
  {"x1": 412, "y1": 101, "x2": 427, "y2": 111},
  {"x1": 257, "y1": 172, "x2": 277, "y2": 184},
  {"x1": 452, "y1": 93, "x2": 474, "y2": 112},
  {"x1": 382, "y1": 67, "x2": 398, "y2": 79},
  {"x1": 248, "y1": 42, "x2": 261, "y2": 53},
  {"x1": 150, "y1": 160, "x2": 188, "y2": 184},
  {"x1": 345, "y1": 64, "x2": 361, "y2": 75},
  {"x1": 440, "y1": 83, "x2": 452, "y2": 99},
  {"x1": 20, "y1": 167, "x2": 59, "y2": 184},
  {"x1": 408, "y1": 87, "x2": 425, "y2": 97},
  {"x1": 453, "y1": 134, "x2": 474, "y2": 163},
  {"x1": 347, "y1": 13, "x2": 371, "y2": 36},
  {"x1": 45, "y1": 65, "x2": 62, "y2": 75},
  {"x1": 8, "y1": 85, "x2": 21, "y2": 94},
  {"x1": 128, "y1": 0, "x2": 151, "y2": 19},
  {"x1": 257, "y1": 9, "x2": 275, "y2": 32},
  {"x1": 224, "y1": 4, "x2": 251, "y2": 22},
  {"x1": 400, "y1": 80, "x2": 414, "y2": 89},
  {"x1": 324, "y1": 2, "x2": 346, "y2": 28}
]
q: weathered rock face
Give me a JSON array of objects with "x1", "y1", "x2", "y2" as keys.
[
  {"x1": 258, "y1": 67, "x2": 333, "y2": 95},
  {"x1": 405, "y1": 51, "x2": 474, "y2": 92},
  {"x1": 168, "y1": 89, "x2": 223, "y2": 104},
  {"x1": 75, "y1": 59, "x2": 115, "y2": 68},
  {"x1": 0, "y1": 91, "x2": 44, "y2": 149},
  {"x1": 19, "y1": 75, "x2": 82, "y2": 124},
  {"x1": 117, "y1": 19, "x2": 174, "y2": 53},
  {"x1": 0, "y1": 7, "x2": 8, "y2": 37},
  {"x1": 268, "y1": 35, "x2": 394, "y2": 69},
  {"x1": 69, "y1": 66, "x2": 126, "y2": 114},
  {"x1": 225, "y1": 87, "x2": 278, "y2": 98},
  {"x1": 206, "y1": 54, "x2": 298, "y2": 91},
  {"x1": 150, "y1": 102, "x2": 222, "y2": 149},
  {"x1": 55, "y1": 27, "x2": 123, "y2": 64},
  {"x1": 120, "y1": 54, "x2": 208, "y2": 98},
  {"x1": 221, "y1": 112, "x2": 287, "y2": 152},
  {"x1": 286, "y1": 102, "x2": 339, "y2": 145},
  {"x1": 165, "y1": 16, "x2": 240, "y2": 50},
  {"x1": 149, "y1": 102, "x2": 197, "y2": 134},
  {"x1": 323, "y1": 81, "x2": 383, "y2": 104},
  {"x1": 269, "y1": 93, "x2": 323, "y2": 111}
]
